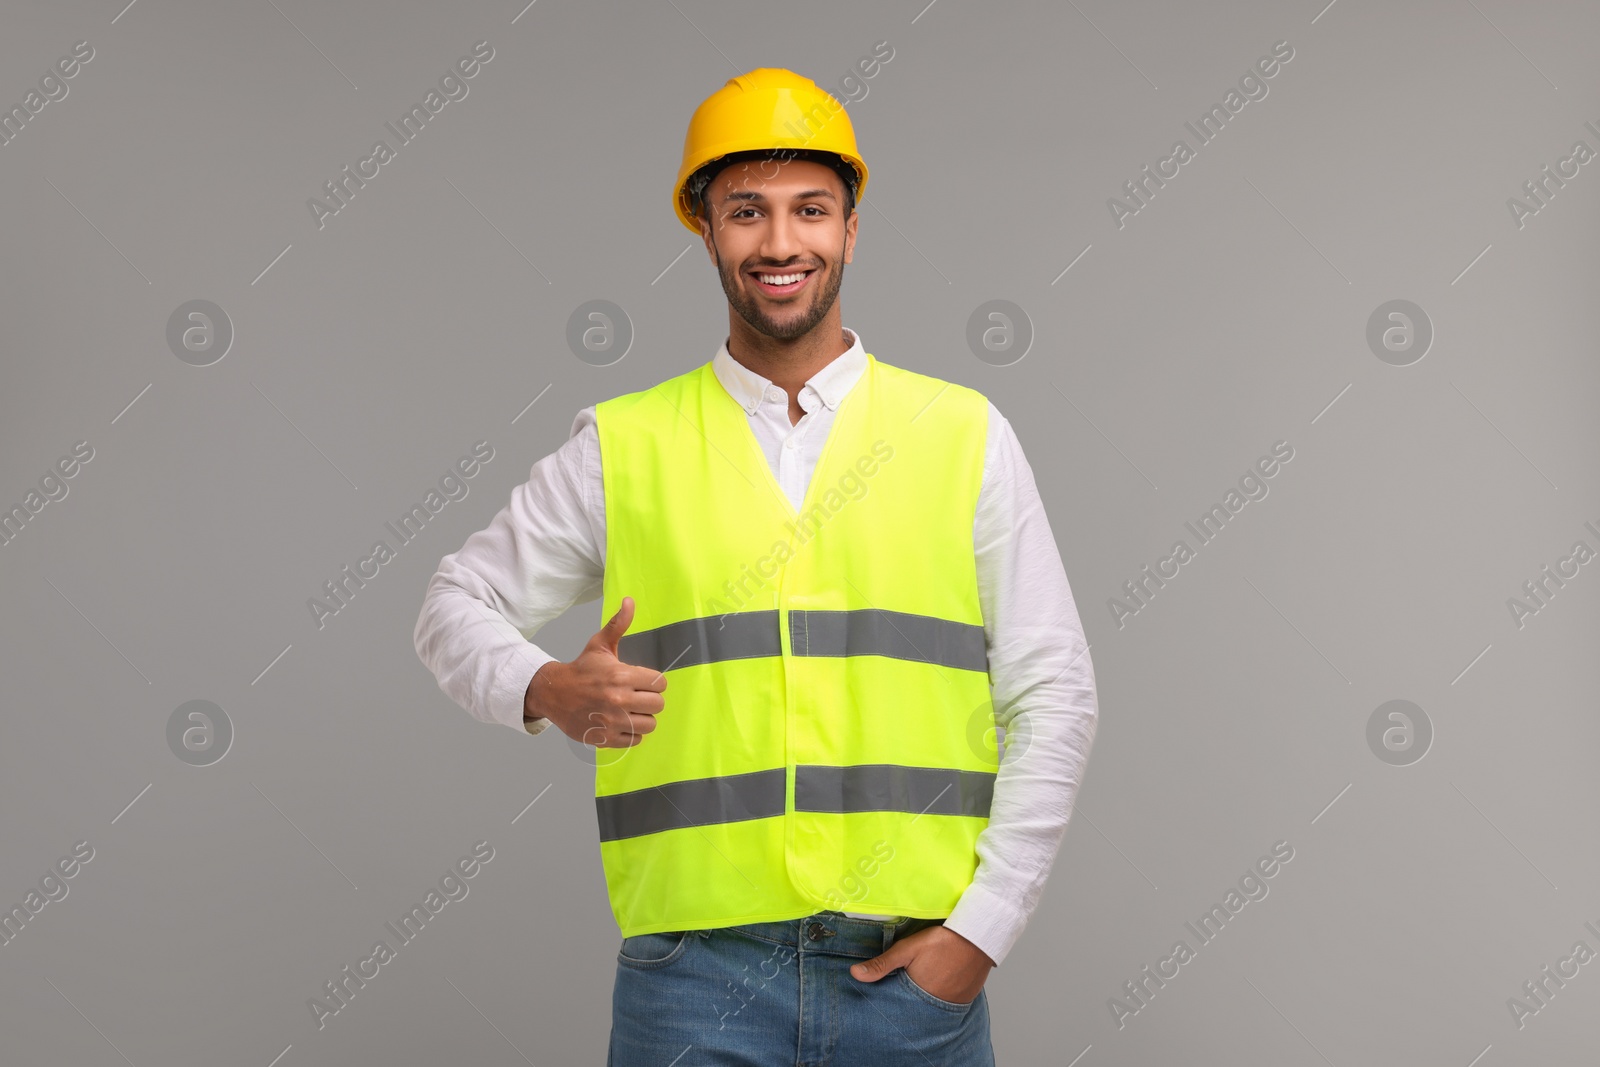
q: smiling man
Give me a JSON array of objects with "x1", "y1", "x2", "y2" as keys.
[{"x1": 413, "y1": 67, "x2": 1099, "y2": 1065}]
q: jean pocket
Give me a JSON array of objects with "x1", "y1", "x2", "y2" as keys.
[
  {"x1": 618, "y1": 930, "x2": 692, "y2": 969},
  {"x1": 898, "y1": 967, "x2": 977, "y2": 1012}
]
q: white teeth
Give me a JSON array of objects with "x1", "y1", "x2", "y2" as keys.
[{"x1": 757, "y1": 272, "x2": 807, "y2": 285}]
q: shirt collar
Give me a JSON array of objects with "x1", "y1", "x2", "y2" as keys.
[{"x1": 712, "y1": 328, "x2": 867, "y2": 416}]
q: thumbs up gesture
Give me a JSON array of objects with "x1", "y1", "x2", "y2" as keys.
[{"x1": 523, "y1": 596, "x2": 668, "y2": 748}]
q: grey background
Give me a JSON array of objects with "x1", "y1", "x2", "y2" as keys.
[{"x1": 3, "y1": 0, "x2": 1597, "y2": 1063}]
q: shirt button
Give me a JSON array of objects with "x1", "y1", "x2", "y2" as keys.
[
  {"x1": 785, "y1": 438, "x2": 798, "y2": 449},
  {"x1": 767, "y1": 388, "x2": 783, "y2": 403}
]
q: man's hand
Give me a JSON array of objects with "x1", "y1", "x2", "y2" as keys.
[
  {"x1": 523, "y1": 596, "x2": 667, "y2": 748},
  {"x1": 849, "y1": 924, "x2": 996, "y2": 1005}
]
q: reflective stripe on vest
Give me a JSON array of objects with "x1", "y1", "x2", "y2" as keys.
[
  {"x1": 596, "y1": 764, "x2": 997, "y2": 843},
  {"x1": 617, "y1": 609, "x2": 783, "y2": 672},
  {"x1": 793, "y1": 764, "x2": 997, "y2": 818},
  {"x1": 619, "y1": 608, "x2": 989, "y2": 675},
  {"x1": 595, "y1": 768, "x2": 786, "y2": 843}
]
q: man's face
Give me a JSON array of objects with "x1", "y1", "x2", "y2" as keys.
[{"x1": 698, "y1": 157, "x2": 858, "y2": 341}]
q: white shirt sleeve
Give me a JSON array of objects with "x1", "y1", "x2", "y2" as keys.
[
  {"x1": 941, "y1": 402, "x2": 1100, "y2": 969},
  {"x1": 412, "y1": 408, "x2": 605, "y2": 737}
]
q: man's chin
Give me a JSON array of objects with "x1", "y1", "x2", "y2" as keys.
[
  {"x1": 757, "y1": 321, "x2": 818, "y2": 342},
  {"x1": 742, "y1": 307, "x2": 819, "y2": 341}
]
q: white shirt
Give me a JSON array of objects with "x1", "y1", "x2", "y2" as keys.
[{"x1": 413, "y1": 328, "x2": 1098, "y2": 968}]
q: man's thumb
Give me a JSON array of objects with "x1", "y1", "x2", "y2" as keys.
[
  {"x1": 850, "y1": 943, "x2": 910, "y2": 983},
  {"x1": 594, "y1": 596, "x2": 635, "y2": 656}
]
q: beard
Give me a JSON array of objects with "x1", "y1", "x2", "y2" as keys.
[{"x1": 713, "y1": 239, "x2": 845, "y2": 342}]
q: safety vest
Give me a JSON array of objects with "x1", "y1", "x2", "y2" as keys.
[{"x1": 591, "y1": 350, "x2": 999, "y2": 937}]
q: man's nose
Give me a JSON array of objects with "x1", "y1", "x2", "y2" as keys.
[{"x1": 761, "y1": 212, "x2": 804, "y2": 261}]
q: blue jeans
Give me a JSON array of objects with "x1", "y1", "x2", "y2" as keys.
[{"x1": 608, "y1": 910, "x2": 995, "y2": 1066}]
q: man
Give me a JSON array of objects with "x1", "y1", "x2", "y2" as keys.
[{"x1": 413, "y1": 68, "x2": 1098, "y2": 1065}]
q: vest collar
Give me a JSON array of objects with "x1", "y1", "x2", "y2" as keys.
[{"x1": 712, "y1": 327, "x2": 867, "y2": 416}]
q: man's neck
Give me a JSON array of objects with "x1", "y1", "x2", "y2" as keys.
[{"x1": 725, "y1": 320, "x2": 851, "y2": 399}]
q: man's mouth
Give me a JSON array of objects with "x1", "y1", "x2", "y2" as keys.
[{"x1": 749, "y1": 268, "x2": 814, "y2": 296}]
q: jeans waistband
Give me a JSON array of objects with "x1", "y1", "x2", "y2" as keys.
[{"x1": 712, "y1": 910, "x2": 946, "y2": 960}]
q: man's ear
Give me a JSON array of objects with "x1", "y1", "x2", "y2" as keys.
[{"x1": 843, "y1": 208, "x2": 859, "y2": 265}]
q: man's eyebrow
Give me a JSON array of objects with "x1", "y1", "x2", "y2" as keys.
[{"x1": 721, "y1": 187, "x2": 838, "y2": 204}]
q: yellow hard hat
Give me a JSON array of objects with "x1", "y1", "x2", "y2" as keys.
[{"x1": 673, "y1": 67, "x2": 869, "y2": 234}]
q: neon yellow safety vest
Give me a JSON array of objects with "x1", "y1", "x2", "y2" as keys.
[{"x1": 592, "y1": 350, "x2": 999, "y2": 937}]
